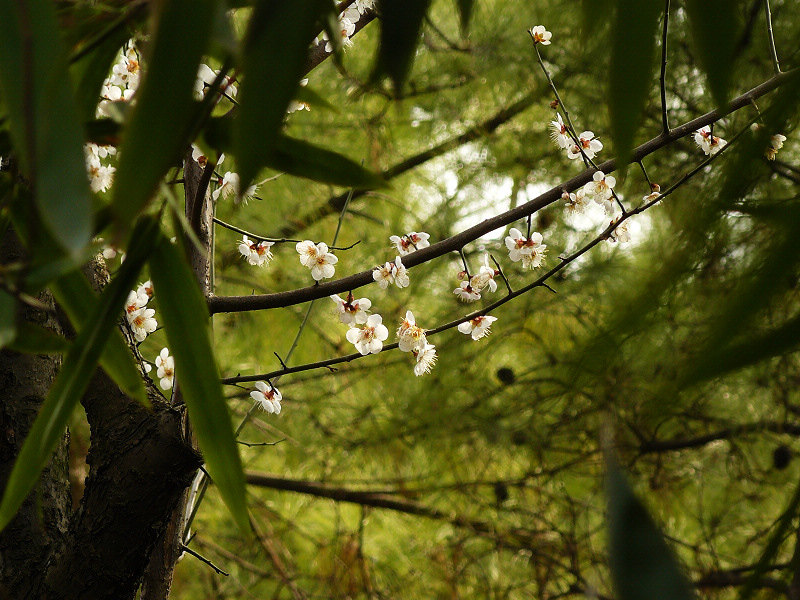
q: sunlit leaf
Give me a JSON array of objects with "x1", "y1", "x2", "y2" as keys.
[
  {"x1": 235, "y1": 0, "x2": 330, "y2": 193},
  {"x1": 609, "y1": 0, "x2": 663, "y2": 164},
  {"x1": 0, "y1": 216, "x2": 159, "y2": 534},
  {"x1": 684, "y1": 0, "x2": 739, "y2": 108},
  {"x1": 0, "y1": 0, "x2": 92, "y2": 256},
  {"x1": 607, "y1": 457, "x2": 695, "y2": 600},
  {"x1": 372, "y1": 0, "x2": 432, "y2": 94},
  {"x1": 112, "y1": 0, "x2": 216, "y2": 234},
  {"x1": 148, "y1": 235, "x2": 250, "y2": 533}
]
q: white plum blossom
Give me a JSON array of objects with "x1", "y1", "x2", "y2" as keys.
[
  {"x1": 566, "y1": 131, "x2": 603, "y2": 160},
  {"x1": 194, "y1": 63, "x2": 237, "y2": 101},
  {"x1": 304, "y1": 243, "x2": 338, "y2": 281},
  {"x1": 766, "y1": 133, "x2": 787, "y2": 160},
  {"x1": 287, "y1": 78, "x2": 311, "y2": 114},
  {"x1": 322, "y1": 16, "x2": 356, "y2": 52},
  {"x1": 397, "y1": 311, "x2": 427, "y2": 353},
  {"x1": 470, "y1": 254, "x2": 499, "y2": 293},
  {"x1": 191, "y1": 144, "x2": 224, "y2": 169},
  {"x1": 453, "y1": 281, "x2": 481, "y2": 302},
  {"x1": 212, "y1": 171, "x2": 257, "y2": 203},
  {"x1": 563, "y1": 188, "x2": 590, "y2": 214},
  {"x1": 584, "y1": 171, "x2": 616, "y2": 214},
  {"x1": 137, "y1": 280, "x2": 154, "y2": 301},
  {"x1": 346, "y1": 314, "x2": 389, "y2": 355},
  {"x1": 550, "y1": 113, "x2": 571, "y2": 149},
  {"x1": 609, "y1": 219, "x2": 632, "y2": 244},
  {"x1": 110, "y1": 47, "x2": 141, "y2": 91},
  {"x1": 354, "y1": 0, "x2": 375, "y2": 13},
  {"x1": 457, "y1": 315, "x2": 498, "y2": 340},
  {"x1": 693, "y1": 125, "x2": 726, "y2": 156},
  {"x1": 389, "y1": 231, "x2": 430, "y2": 255},
  {"x1": 330, "y1": 293, "x2": 371, "y2": 325},
  {"x1": 125, "y1": 289, "x2": 148, "y2": 320},
  {"x1": 530, "y1": 25, "x2": 552, "y2": 45},
  {"x1": 238, "y1": 235, "x2": 274, "y2": 267},
  {"x1": 412, "y1": 343, "x2": 437, "y2": 376},
  {"x1": 643, "y1": 184, "x2": 662, "y2": 205},
  {"x1": 129, "y1": 307, "x2": 157, "y2": 342},
  {"x1": 85, "y1": 147, "x2": 115, "y2": 193},
  {"x1": 296, "y1": 240, "x2": 319, "y2": 267},
  {"x1": 251, "y1": 381, "x2": 281, "y2": 414},
  {"x1": 155, "y1": 348, "x2": 175, "y2": 390},
  {"x1": 373, "y1": 256, "x2": 409, "y2": 289},
  {"x1": 505, "y1": 228, "x2": 546, "y2": 269}
]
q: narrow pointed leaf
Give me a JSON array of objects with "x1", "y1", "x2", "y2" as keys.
[
  {"x1": 454, "y1": 0, "x2": 475, "y2": 34},
  {"x1": 607, "y1": 458, "x2": 695, "y2": 600},
  {"x1": 51, "y1": 272, "x2": 147, "y2": 405},
  {"x1": 112, "y1": 0, "x2": 216, "y2": 232},
  {"x1": 373, "y1": 0, "x2": 432, "y2": 94},
  {"x1": 148, "y1": 236, "x2": 250, "y2": 533},
  {"x1": 0, "y1": 217, "x2": 159, "y2": 533},
  {"x1": 235, "y1": 0, "x2": 330, "y2": 192},
  {"x1": 609, "y1": 0, "x2": 662, "y2": 164},
  {"x1": 684, "y1": 0, "x2": 739, "y2": 108},
  {"x1": 8, "y1": 322, "x2": 71, "y2": 355},
  {"x1": 0, "y1": 0, "x2": 91, "y2": 255},
  {"x1": 0, "y1": 290, "x2": 16, "y2": 349}
]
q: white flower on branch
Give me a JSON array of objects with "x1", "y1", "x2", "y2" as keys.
[
  {"x1": 470, "y1": 254, "x2": 499, "y2": 293},
  {"x1": 390, "y1": 231, "x2": 430, "y2": 255},
  {"x1": 296, "y1": 240, "x2": 338, "y2": 281},
  {"x1": 566, "y1": 131, "x2": 603, "y2": 160},
  {"x1": 346, "y1": 314, "x2": 389, "y2": 355},
  {"x1": 529, "y1": 25, "x2": 552, "y2": 45},
  {"x1": 550, "y1": 113, "x2": 571, "y2": 150},
  {"x1": 155, "y1": 348, "x2": 175, "y2": 390},
  {"x1": 457, "y1": 315, "x2": 498, "y2": 340},
  {"x1": 238, "y1": 235, "x2": 274, "y2": 267},
  {"x1": 330, "y1": 293, "x2": 371, "y2": 325},
  {"x1": 453, "y1": 281, "x2": 481, "y2": 302},
  {"x1": 412, "y1": 343, "x2": 437, "y2": 376},
  {"x1": 693, "y1": 125, "x2": 726, "y2": 156},
  {"x1": 505, "y1": 228, "x2": 546, "y2": 269},
  {"x1": 373, "y1": 256, "x2": 409, "y2": 289},
  {"x1": 766, "y1": 133, "x2": 787, "y2": 160},
  {"x1": 397, "y1": 311, "x2": 427, "y2": 353},
  {"x1": 129, "y1": 308, "x2": 157, "y2": 342},
  {"x1": 251, "y1": 381, "x2": 281, "y2": 414},
  {"x1": 584, "y1": 171, "x2": 616, "y2": 214}
]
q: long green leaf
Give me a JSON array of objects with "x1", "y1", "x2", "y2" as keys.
[
  {"x1": 70, "y1": 25, "x2": 130, "y2": 123},
  {"x1": 0, "y1": 0, "x2": 92, "y2": 255},
  {"x1": 372, "y1": 0, "x2": 432, "y2": 94},
  {"x1": 0, "y1": 217, "x2": 159, "y2": 533},
  {"x1": 148, "y1": 235, "x2": 250, "y2": 533},
  {"x1": 609, "y1": 0, "x2": 662, "y2": 164},
  {"x1": 607, "y1": 458, "x2": 695, "y2": 600},
  {"x1": 684, "y1": 0, "x2": 739, "y2": 108},
  {"x1": 454, "y1": 0, "x2": 475, "y2": 34},
  {"x1": 235, "y1": 0, "x2": 329, "y2": 193},
  {"x1": 51, "y1": 272, "x2": 147, "y2": 405},
  {"x1": 0, "y1": 289, "x2": 16, "y2": 349},
  {"x1": 112, "y1": 0, "x2": 216, "y2": 233},
  {"x1": 7, "y1": 322, "x2": 71, "y2": 355}
]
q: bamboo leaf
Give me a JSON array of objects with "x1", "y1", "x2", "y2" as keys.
[
  {"x1": 235, "y1": 0, "x2": 330, "y2": 193},
  {"x1": 148, "y1": 235, "x2": 250, "y2": 533},
  {"x1": 609, "y1": 0, "x2": 663, "y2": 164},
  {"x1": 0, "y1": 217, "x2": 159, "y2": 533},
  {"x1": 454, "y1": 0, "x2": 475, "y2": 34},
  {"x1": 112, "y1": 0, "x2": 216, "y2": 233},
  {"x1": 51, "y1": 272, "x2": 147, "y2": 405},
  {"x1": 0, "y1": 0, "x2": 92, "y2": 255},
  {"x1": 7, "y1": 322, "x2": 71, "y2": 355},
  {"x1": 372, "y1": 0, "x2": 432, "y2": 94},
  {"x1": 684, "y1": 0, "x2": 739, "y2": 108},
  {"x1": 607, "y1": 458, "x2": 695, "y2": 600}
]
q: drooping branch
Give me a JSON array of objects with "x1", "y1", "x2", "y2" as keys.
[
  {"x1": 638, "y1": 421, "x2": 800, "y2": 454},
  {"x1": 208, "y1": 68, "x2": 796, "y2": 316}
]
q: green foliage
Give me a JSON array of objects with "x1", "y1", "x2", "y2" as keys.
[
  {"x1": 0, "y1": 289, "x2": 15, "y2": 349},
  {"x1": 149, "y1": 235, "x2": 250, "y2": 533},
  {"x1": 0, "y1": 0, "x2": 91, "y2": 256},
  {"x1": 373, "y1": 0, "x2": 433, "y2": 93}
]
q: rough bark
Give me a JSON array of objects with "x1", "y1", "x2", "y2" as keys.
[{"x1": 0, "y1": 231, "x2": 71, "y2": 599}]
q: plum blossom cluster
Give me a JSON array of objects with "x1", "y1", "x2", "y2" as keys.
[
  {"x1": 125, "y1": 280, "x2": 157, "y2": 342},
  {"x1": 320, "y1": 0, "x2": 375, "y2": 52},
  {"x1": 297, "y1": 241, "x2": 339, "y2": 281},
  {"x1": 693, "y1": 125, "x2": 727, "y2": 156},
  {"x1": 397, "y1": 311, "x2": 437, "y2": 376},
  {"x1": 155, "y1": 348, "x2": 175, "y2": 391},
  {"x1": 97, "y1": 43, "x2": 140, "y2": 117},
  {"x1": 562, "y1": 170, "x2": 635, "y2": 245},
  {"x1": 238, "y1": 235, "x2": 274, "y2": 267},
  {"x1": 373, "y1": 256, "x2": 410, "y2": 289},
  {"x1": 250, "y1": 381, "x2": 282, "y2": 414},
  {"x1": 390, "y1": 231, "x2": 430, "y2": 255},
  {"x1": 454, "y1": 254, "x2": 499, "y2": 302},
  {"x1": 194, "y1": 64, "x2": 237, "y2": 102},
  {"x1": 549, "y1": 114, "x2": 603, "y2": 161},
  {"x1": 85, "y1": 143, "x2": 116, "y2": 193},
  {"x1": 505, "y1": 228, "x2": 547, "y2": 269},
  {"x1": 457, "y1": 315, "x2": 498, "y2": 340}
]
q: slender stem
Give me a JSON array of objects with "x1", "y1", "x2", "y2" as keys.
[
  {"x1": 220, "y1": 111, "x2": 758, "y2": 386},
  {"x1": 489, "y1": 254, "x2": 513, "y2": 295},
  {"x1": 459, "y1": 249, "x2": 471, "y2": 279},
  {"x1": 637, "y1": 161, "x2": 654, "y2": 188},
  {"x1": 764, "y1": 0, "x2": 781, "y2": 74},
  {"x1": 180, "y1": 545, "x2": 229, "y2": 576},
  {"x1": 660, "y1": 0, "x2": 671, "y2": 134},
  {"x1": 212, "y1": 217, "x2": 359, "y2": 251}
]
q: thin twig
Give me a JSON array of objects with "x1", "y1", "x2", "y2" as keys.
[
  {"x1": 660, "y1": 0, "x2": 671, "y2": 134},
  {"x1": 764, "y1": 0, "x2": 781, "y2": 74},
  {"x1": 212, "y1": 217, "x2": 359, "y2": 250},
  {"x1": 180, "y1": 544, "x2": 229, "y2": 576}
]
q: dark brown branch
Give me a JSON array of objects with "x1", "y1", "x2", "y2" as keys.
[
  {"x1": 208, "y1": 68, "x2": 796, "y2": 316},
  {"x1": 660, "y1": 0, "x2": 671, "y2": 134},
  {"x1": 639, "y1": 421, "x2": 800, "y2": 453}
]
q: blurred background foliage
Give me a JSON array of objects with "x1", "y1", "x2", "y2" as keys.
[{"x1": 108, "y1": 0, "x2": 800, "y2": 596}]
